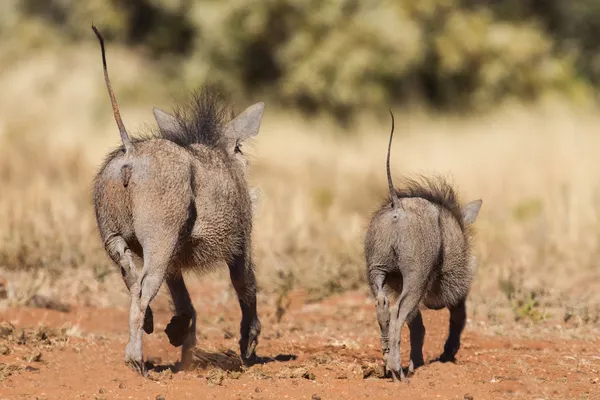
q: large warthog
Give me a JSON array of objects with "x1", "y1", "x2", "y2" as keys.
[
  {"x1": 365, "y1": 112, "x2": 482, "y2": 381},
  {"x1": 91, "y1": 26, "x2": 263, "y2": 375}
]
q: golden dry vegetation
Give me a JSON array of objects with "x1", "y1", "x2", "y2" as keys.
[{"x1": 1, "y1": 42, "x2": 600, "y2": 328}]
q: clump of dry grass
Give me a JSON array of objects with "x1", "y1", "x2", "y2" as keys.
[{"x1": 0, "y1": 45, "x2": 599, "y2": 324}]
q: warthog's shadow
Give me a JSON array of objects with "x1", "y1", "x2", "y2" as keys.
[
  {"x1": 247, "y1": 353, "x2": 298, "y2": 366},
  {"x1": 146, "y1": 348, "x2": 297, "y2": 373}
]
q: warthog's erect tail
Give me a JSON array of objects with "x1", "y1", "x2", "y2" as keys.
[
  {"x1": 92, "y1": 25, "x2": 134, "y2": 154},
  {"x1": 386, "y1": 110, "x2": 399, "y2": 209}
]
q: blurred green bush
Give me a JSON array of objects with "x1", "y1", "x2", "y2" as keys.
[{"x1": 2, "y1": 0, "x2": 598, "y2": 122}]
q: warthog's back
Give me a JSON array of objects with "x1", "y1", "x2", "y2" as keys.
[
  {"x1": 365, "y1": 178, "x2": 475, "y2": 309},
  {"x1": 94, "y1": 139, "x2": 251, "y2": 270},
  {"x1": 366, "y1": 197, "x2": 441, "y2": 271}
]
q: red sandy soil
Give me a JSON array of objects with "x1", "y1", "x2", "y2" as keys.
[{"x1": 1, "y1": 282, "x2": 599, "y2": 400}]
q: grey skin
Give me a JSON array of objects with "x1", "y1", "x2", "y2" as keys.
[
  {"x1": 364, "y1": 112, "x2": 482, "y2": 382},
  {"x1": 91, "y1": 26, "x2": 263, "y2": 376}
]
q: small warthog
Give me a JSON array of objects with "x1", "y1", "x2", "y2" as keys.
[
  {"x1": 91, "y1": 26, "x2": 263, "y2": 375},
  {"x1": 364, "y1": 112, "x2": 482, "y2": 382}
]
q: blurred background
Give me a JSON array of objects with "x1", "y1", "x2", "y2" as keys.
[{"x1": 1, "y1": 0, "x2": 600, "y2": 325}]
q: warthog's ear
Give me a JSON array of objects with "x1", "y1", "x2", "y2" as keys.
[
  {"x1": 462, "y1": 199, "x2": 482, "y2": 225},
  {"x1": 224, "y1": 102, "x2": 265, "y2": 144},
  {"x1": 153, "y1": 107, "x2": 181, "y2": 135}
]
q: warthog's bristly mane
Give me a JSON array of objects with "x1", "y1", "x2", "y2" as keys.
[
  {"x1": 98, "y1": 87, "x2": 235, "y2": 181},
  {"x1": 389, "y1": 176, "x2": 465, "y2": 231},
  {"x1": 107, "y1": 87, "x2": 235, "y2": 153},
  {"x1": 156, "y1": 88, "x2": 234, "y2": 149}
]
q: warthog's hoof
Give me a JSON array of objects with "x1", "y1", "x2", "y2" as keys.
[
  {"x1": 125, "y1": 341, "x2": 147, "y2": 377},
  {"x1": 439, "y1": 352, "x2": 456, "y2": 363},
  {"x1": 164, "y1": 314, "x2": 192, "y2": 347},
  {"x1": 241, "y1": 347, "x2": 257, "y2": 365},
  {"x1": 143, "y1": 307, "x2": 154, "y2": 334},
  {"x1": 406, "y1": 359, "x2": 419, "y2": 378},
  {"x1": 125, "y1": 356, "x2": 147, "y2": 377},
  {"x1": 389, "y1": 368, "x2": 407, "y2": 382},
  {"x1": 386, "y1": 359, "x2": 406, "y2": 382},
  {"x1": 240, "y1": 320, "x2": 261, "y2": 364}
]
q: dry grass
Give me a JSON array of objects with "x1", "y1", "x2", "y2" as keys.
[
  {"x1": 0, "y1": 45, "x2": 599, "y2": 325},
  {"x1": 251, "y1": 104, "x2": 600, "y2": 321}
]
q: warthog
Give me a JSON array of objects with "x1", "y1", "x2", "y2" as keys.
[
  {"x1": 365, "y1": 112, "x2": 482, "y2": 381},
  {"x1": 91, "y1": 26, "x2": 263, "y2": 376}
]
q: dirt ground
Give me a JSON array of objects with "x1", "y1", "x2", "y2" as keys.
[{"x1": 1, "y1": 280, "x2": 599, "y2": 400}]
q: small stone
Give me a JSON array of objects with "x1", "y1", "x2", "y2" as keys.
[
  {"x1": 464, "y1": 394, "x2": 474, "y2": 400},
  {"x1": 156, "y1": 396, "x2": 165, "y2": 400},
  {"x1": 255, "y1": 387, "x2": 261, "y2": 393},
  {"x1": 99, "y1": 388, "x2": 106, "y2": 394},
  {"x1": 312, "y1": 395, "x2": 321, "y2": 400},
  {"x1": 0, "y1": 345, "x2": 10, "y2": 355},
  {"x1": 118, "y1": 383, "x2": 125, "y2": 389}
]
